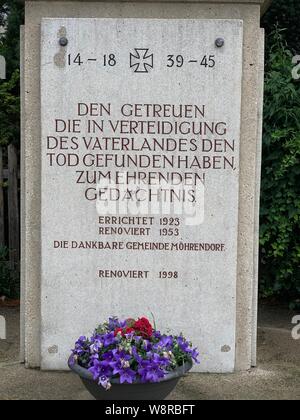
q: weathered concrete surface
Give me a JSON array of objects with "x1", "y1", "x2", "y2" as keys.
[{"x1": 0, "y1": 305, "x2": 299, "y2": 400}]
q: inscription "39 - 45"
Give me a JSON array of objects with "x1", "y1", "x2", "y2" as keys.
[{"x1": 167, "y1": 54, "x2": 216, "y2": 68}]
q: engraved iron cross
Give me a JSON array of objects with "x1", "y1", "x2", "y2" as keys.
[{"x1": 130, "y1": 49, "x2": 154, "y2": 74}]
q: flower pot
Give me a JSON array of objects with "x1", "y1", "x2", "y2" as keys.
[{"x1": 69, "y1": 357, "x2": 193, "y2": 401}]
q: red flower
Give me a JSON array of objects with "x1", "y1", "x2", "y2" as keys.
[
  {"x1": 114, "y1": 327, "x2": 134, "y2": 337},
  {"x1": 133, "y1": 317, "x2": 153, "y2": 339},
  {"x1": 114, "y1": 328, "x2": 123, "y2": 337}
]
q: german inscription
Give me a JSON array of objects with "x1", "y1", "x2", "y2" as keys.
[{"x1": 41, "y1": 18, "x2": 243, "y2": 371}]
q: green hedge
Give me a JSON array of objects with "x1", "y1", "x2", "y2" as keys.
[
  {"x1": 262, "y1": 0, "x2": 300, "y2": 54},
  {"x1": 0, "y1": 1, "x2": 23, "y2": 298},
  {"x1": 0, "y1": 1, "x2": 23, "y2": 149},
  {"x1": 0, "y1": 0, "x2": 24, "y2": 77},
  {"x1": 260, "y1": 29, "x2": 300, "y2": 308}
]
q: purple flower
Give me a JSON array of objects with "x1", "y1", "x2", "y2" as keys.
[
  {"x1": 177, "y1": 337, "x2": 200, "y2": 363},
  {"x1": 143, "y1": 340, "x2": 153, "y2": 352},
  {"x1": 177, "y1": 336, "x2": 190, "y2": 353},
  {"x1": 154, "y1": 335, "x2": 173, "y2": 350},
  {"x1": 88, "y1": 359, "x2": 112, "y2": 381},
  {"x1": 90, "y1": 334, "x2": 102, "y2": 344},
  {"x1": 190, "y1": 348, "x2": 200, "y2": 364},
  {"x1": 111, "y1": 350, "x2": 132, "y2": 373},
  {"x1": 103, "y1": 332, "x2": 116, "y2": 347},
  {"x1": 88, "y1": 359, "x2": 102, "y2": 381},
  {"x1": 108, "y1": 317, "x2": 119, "y2": 331},
  {"x1": 119, "y1": 368, "x2": 136, "y2": 384},
  {"x1": 151, "y1": 353, "x2": 171, "y2": 367},
  {"x1": 89, "y1": 353, "x2": 99, "y2": 364},
  {"x1": 124, "y1": 331, "x2": 135, "y2": 340},
  {"x1": 98, "y1": 375, "x2": 111, "y2": 390},
  {"x1": 101, "y1": 351, "x2": 115, "y2": 367},
  {"x1": 132, "y1": 346, "x2": 143, "y2": 364},
  {"x1": 153, "y1": 331, "x2": 162, "y2": 340},
  {"x1": 138, "y1": 360, "x2": 166, "y2": 383},
  {"x1": 69, "y1": 354, "x2": 76, "y2": 367},
  {"x1": 108, "y1": 317, "x2": 126, "y2": 331},
  {"x1": 107, "y1": 349, "x2": 136, "y2": 384},
  {"x1": 112, "y1": 349, "x2": 131, "y2": 360},
  {"x1": 72, "y1": 336, "x2": 89, "y2": 356},
  {"x1": 89, "y1": 332, "x2": 116, "y2": 352},
  {"x1": 90, "y1": 339, "x2": 102, "y2": 353}
]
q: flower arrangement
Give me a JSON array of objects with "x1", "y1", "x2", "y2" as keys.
[{"x1": 70, "y1": 316, "x2": 199, "y2": 390}]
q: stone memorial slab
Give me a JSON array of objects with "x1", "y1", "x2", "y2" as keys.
[{"x1": 41, "y1": 18, "x2": 243, "y2": 371}]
